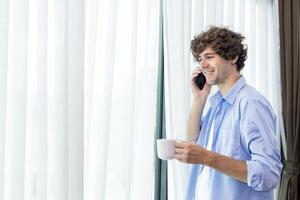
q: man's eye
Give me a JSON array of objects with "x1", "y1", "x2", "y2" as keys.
[
  {"x1": 197, "y1": 58, "x2": 202, "y2": 62},
  {"x1": 206, "y1": 56, "x2": 213, "y2": 59}
]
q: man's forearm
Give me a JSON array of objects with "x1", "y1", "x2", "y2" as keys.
[
  {"x1": 206, "y1": 150, "x2": 248, "y2": 183},
  {"x1": 174, "y1": 141, "x2": 248, "y2": 183},
  {"x1": 187, "y1": 99, "x2": 207, "y2": 141}
]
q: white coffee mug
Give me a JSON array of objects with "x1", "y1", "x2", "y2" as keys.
[{"x1": 157, "y1": 139, "x2": 176, "y2": 160}]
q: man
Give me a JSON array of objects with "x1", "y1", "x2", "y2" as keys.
[{"x1": 174, "y1": 26, "x2": 282, "y2": 200}]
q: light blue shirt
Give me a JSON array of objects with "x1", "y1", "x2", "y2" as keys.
[{"x1": 186, "y1": 76, "x2": 282, "y2": 200}]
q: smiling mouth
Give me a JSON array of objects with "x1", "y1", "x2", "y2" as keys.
[{"x1": 204, "y1": 70, "x2": 214, "y2": 75}]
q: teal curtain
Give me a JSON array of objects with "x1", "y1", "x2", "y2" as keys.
[{"x1": 154, "y1": 0, "x2": 167, "y2": 199}]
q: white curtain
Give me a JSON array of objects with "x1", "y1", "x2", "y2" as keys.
[
  {"x1": 163, "y1": 1, "x2": 191, "y2": 199},
  {"x1": 84, "y1": 0, "x2": 160, "y2": 199},
  {"x1": 0, "y1": 0, "x2": 160, "y2": 200},
  {"x1": 163, "y1": 0, "x2": 283, "y2": 199}
]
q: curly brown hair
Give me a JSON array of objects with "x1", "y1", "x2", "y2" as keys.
[{"x1": 191, "y1": 26, "x2": 247, "y2": 71}]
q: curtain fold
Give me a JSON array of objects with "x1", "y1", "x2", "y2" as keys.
[
  {"x1": 84, "y1": 0, "x2": 118, "y2": 198},
  {"x1": 24, "y1": 0, "x2": 48, "y2": 199},
  {"x1": 278, "y1": 0, "x2": 300, "y2": 199},
  {"x1": 4, "y1": 0, "x2": 29, "y2": 199},
  {"x1": 0, "y1": 0, "x2": 9, "y2": 197},
  {"x1": 66, "y1": 0, "x2": 84, "y2": 199}
]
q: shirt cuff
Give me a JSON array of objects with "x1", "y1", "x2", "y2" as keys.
[{"x1": 246, "y1": 160, "x2": 276, "y2": 191}]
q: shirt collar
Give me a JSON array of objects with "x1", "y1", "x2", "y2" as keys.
[
  {"x1": 209, "y1": 76, "x2": 246, "y2": 106},
  {"x1": 223, "y1": 76, "x2": 246, "y2": 105},
  {"x1": 209, "y1": 90, "x2": 222, "y2": 107}
]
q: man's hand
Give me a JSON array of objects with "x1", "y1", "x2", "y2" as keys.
[
  {"x1": 191, "y1": 66, "x2": 211, "y2": 101},
  {"x1": 174, "y1": 141, "x2": 248, "y2": 183},
  {"x1": 174, "y1": 141, "x2": 211, "y2": 165}
]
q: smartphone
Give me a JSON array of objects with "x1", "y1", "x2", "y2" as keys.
[{"x1": 194, "y1": 72, "x2": 206, "y2": 90}]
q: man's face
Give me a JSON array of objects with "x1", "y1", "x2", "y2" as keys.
[{"x1": 198, "y1": 47, "x2": 237, "y2": 86}]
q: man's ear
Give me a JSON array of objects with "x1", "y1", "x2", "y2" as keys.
[{"x1": 231, "y1": 56, "x2": 239, "y2": 64}]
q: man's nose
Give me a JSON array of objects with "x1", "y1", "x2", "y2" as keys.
[{"x1": 200, "y1": 59, "x2": 209, "y2": 68}]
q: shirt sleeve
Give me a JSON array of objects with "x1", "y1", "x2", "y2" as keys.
[{"x1": 240, "y1": 99, "x2": 282, "y2": 191}]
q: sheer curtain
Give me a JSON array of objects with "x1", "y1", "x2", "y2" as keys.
[
  {"x1": 163, "y1": 0, "x2": 283, "y2": 199},
  {"x1": 0, "y1": 0, "x2": 84, "y2": 199},
  {"x1": 0, "y1": 0, "x2": 160, "y2": 200},
  {"x1": 84, "y1": 0, "x2": 160, "y2": 199}
]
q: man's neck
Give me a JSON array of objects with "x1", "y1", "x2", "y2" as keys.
[{"x1": 218, "y1": 72, "x2": 241, "y2": 96}]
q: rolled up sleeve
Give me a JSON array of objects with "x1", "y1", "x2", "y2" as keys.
[{"x1": 241, "y1": 99, "x2": 282, "y2": 191}]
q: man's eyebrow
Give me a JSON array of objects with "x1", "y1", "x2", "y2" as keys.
[
  {"x1": 199, "y1": 52, "x2": 216, "y2": 57},
  {"x1": 203, "y1": 52, "x2": 216, "y2": 56}
]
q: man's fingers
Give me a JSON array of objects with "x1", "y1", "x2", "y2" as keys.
[
  {"x1": 175, "y1": 141, "x2": 188, "y2": 148},
  {"x1": 175, "y1": 141, "x2": 196, "y2": 154},
  {"x1": 174, "y1": 154, "x2": 187, "y2": 162},
  {"x1": 175, "y1": 148, "x2": 184, "y2": 154}
]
